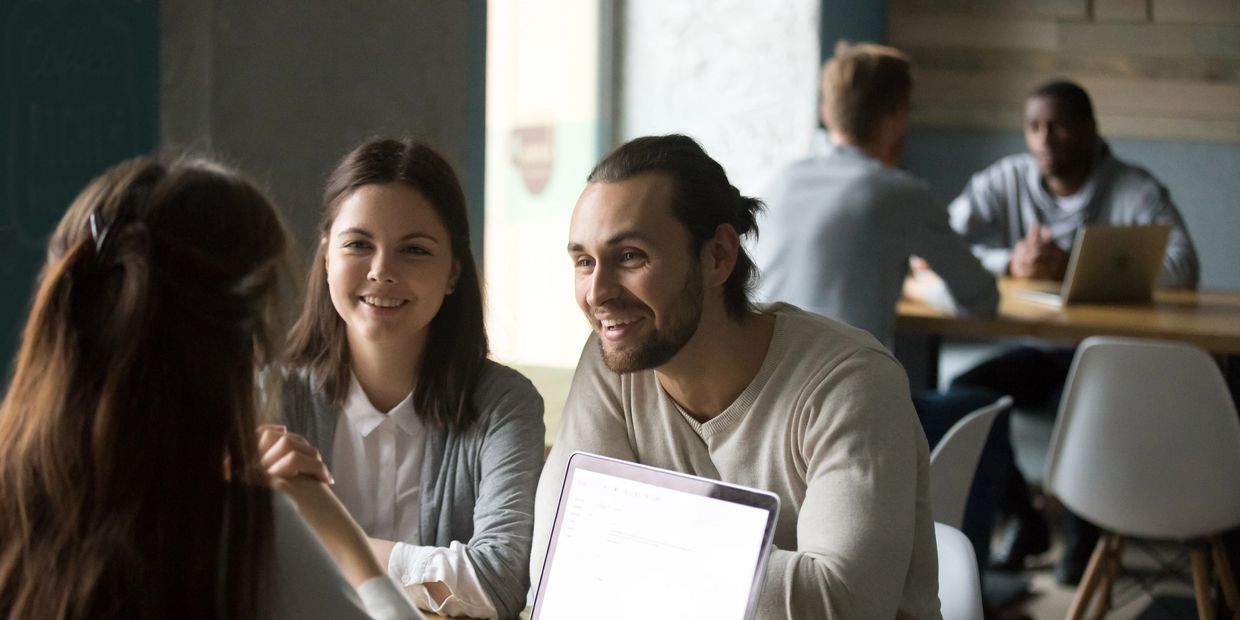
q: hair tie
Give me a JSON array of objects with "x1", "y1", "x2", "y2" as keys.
[{"x1": 88, "y1": 211, "x2": 111, "y2": 253}]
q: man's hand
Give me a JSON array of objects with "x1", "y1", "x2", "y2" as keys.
[
  {"x1": 1009, "y1": 223, "x2": 1070, "y2": 280},
  {"x1": 902, "y1": 261, "x2": 956, "y2": 313}
]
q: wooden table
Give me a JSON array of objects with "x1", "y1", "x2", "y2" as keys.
[
  {"x1": 424, "y1": 613, "x2": 531, "y2": 620},
  {"x1": 895, "y1": 278, "x2": 1240, "y2": 390}
]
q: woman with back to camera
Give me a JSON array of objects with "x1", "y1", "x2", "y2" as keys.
[
  {"x1": 272, "y1": 138, "x2": 545, "y2": 619},
  {"x1": 0, "y1": 157, "x2": 422, "y2": 619}
]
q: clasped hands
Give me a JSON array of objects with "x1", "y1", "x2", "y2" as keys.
[
  {"x1": 1009, "y1": 223, "x2": 1069, "y2": 281},
  {"x1": 256, "y1": 424, "x2": 385, "y2": 588}
]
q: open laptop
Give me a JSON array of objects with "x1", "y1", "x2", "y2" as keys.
[
  {"x1": 531, "y1": 452, "x2": 781, "y2": 620},
  {"x1": 1017, "y1": 224, "x2": 1170, "y2": 306}
]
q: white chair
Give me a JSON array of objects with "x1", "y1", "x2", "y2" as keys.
[
  {"x1": 1043, "y1": 336, "x2": 1240, "y2": 620},
  {"x1": 929, "y1": 395, "x2": 1013, "y2": 529},
  {"x1": 936, "y1": 521, "x2": 985, "y2": 620}
]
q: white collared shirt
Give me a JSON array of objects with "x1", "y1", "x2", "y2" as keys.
[{"x1": 332, "y1": 376, "x2": 497, "y2": 619}]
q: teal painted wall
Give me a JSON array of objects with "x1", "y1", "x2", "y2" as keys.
[
  {"x1": 1, "y1": 0, "x2": 159, "y2": 371},
  {"x1": 820, "y1": 0, "x2": 884, "y2": 61}
]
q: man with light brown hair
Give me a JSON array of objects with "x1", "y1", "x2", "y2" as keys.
[
  {"x1": 751, "y1": 41, "x2": 1008, "y2": 577},
  {"x1": 753, "y1": 41, "x2": 997, "y2": 350}
]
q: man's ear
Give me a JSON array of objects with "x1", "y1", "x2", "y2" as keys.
[{"x1": 702, "y1": 224, "x2": 741, "y2": 288}]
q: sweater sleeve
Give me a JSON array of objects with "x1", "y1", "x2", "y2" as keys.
[
  {"x1": 757, "y1": 351, "x2": 932, "y2": 619},
  {"x1": 1135, "y1": 183, "x2": 1199, "y2": 289},
  {"x1": 530, "y1": 337, "x2": 636, "y2": 597},
  {"x1": 904, "y1": 187, "x2": 1000, "y2": 318},
  {"x1": 949, "y1": 167, "x2": 1015, "y2": 276},
  {"x1": 270, "y1": 492, "x2": 424, "y2": 620},
  {"x1": 455, "y1": 369, "x2": 546, "y2": 619}
]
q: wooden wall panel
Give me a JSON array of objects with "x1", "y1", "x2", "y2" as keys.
[
  {"x1": 1153, "y1": 0, "x2": 1240, "y2": 25},
  {"x1": 889, "y1": 0, "x2": 1088, "y2": 19},
  {"x1": 889, "y1": 0, "x2": 1240, "y2": 142},
  {"x1": 888, "y1": 13, "x2": 1059, "y2": 51},
  {"x1": 1094, "y1": 0, "x2": 1152, "y2": 21}
]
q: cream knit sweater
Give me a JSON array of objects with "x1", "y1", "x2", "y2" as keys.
[{"x1": 533, "y1": 304, "x2": 941, "y2": 619}]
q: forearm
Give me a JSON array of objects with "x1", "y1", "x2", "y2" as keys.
[
  {"x1": 369, "y1": 538, "x2": 396, "y2": 571},
  {"x1": 1160, "y1": 233, "x2": 1200, "y2": 289},
  {"x1": 278, "y1": 478, "x2": 385, "y2": 588}
]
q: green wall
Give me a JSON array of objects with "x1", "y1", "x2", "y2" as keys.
[{"x1": 1, "y1": 0, "x2": 159, "y2": 369}]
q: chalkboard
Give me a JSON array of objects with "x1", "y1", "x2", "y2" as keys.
[{"x1": 0, "y1": 0, "x2": 158, "y2": 370}]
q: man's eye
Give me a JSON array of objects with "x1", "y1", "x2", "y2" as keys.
[
  {"x1": 574, "y1": 256, "x2": 594, "y2": 268},
  {"x1": 620, "y1": 251, "x2": 643, "y2": 263}
]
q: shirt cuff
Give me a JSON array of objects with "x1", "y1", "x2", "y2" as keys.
[
  {"x1": 387, "y1": 541, "x2": 497, "y2": 619},
  {"x1": 388, "y1": 542, "x2": 434, "y2": 587}
]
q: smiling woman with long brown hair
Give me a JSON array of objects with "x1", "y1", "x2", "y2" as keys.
[
  {"x1": 0, "y1": 157, "x2": 422, "y2": 620},
  {"x1": 277, "y1": 138, "x2": 545, "y2": 619}
]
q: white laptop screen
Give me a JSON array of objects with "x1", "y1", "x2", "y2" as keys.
[{"x1": 536, "y1": 467, "x2": 773, "y2": 620}]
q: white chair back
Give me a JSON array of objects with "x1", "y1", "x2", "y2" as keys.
[
  {"x1": 929, "y1": 396, "x2": 1012, "y2": 529},
  {"x1": 1044, "y1": 336, "x2": 1240, "y2": 540},
  {"x1": 935, "y1": 522, "x2": 984, "y2": 620}
]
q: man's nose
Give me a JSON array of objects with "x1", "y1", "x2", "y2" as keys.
[{"x1": 586, "y1": 264, "x2": 619, "y2": 307}]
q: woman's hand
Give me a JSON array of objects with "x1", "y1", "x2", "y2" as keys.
[{"x1": 257, "y1": 424, "x2": 333, "y2": 485}]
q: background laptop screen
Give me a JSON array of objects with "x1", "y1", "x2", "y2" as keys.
[{"x1": 536, "y1": 466, "x2": 774, "y2": 620}]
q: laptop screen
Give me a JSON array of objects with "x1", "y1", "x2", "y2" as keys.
[{"x1": 533, "y1": 453, "x2": 779, "y2": 620}]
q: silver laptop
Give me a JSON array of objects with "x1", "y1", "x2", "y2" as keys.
[
  {"x1": 1018, "y1": 224, "x2": 1170, "y2": 306},
  {"x1": 531, "y1": 452, "x2": 780, "y2": 620}
]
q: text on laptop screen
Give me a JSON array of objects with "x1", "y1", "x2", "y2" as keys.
[{"x1": 537, "y1": 469, "x2": 771, "y2": 620}]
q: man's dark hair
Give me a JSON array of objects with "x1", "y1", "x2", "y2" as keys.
[
  {"x1": 1030, "y1": 80, "x2": 1096, "y2": 126},
  {"x1": 587, "y1": 134, "x2": 764, "y2": 320}
]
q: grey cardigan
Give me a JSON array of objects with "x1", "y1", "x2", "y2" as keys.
[{"x1": 281, "y1": 361, "x2": 545, "y2": 620}]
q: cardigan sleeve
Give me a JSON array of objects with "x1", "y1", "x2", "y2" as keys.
[{"x1": 453, "y1": 366, "x2": 546, "y2": 619}]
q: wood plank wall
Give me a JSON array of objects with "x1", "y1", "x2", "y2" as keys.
[{"x1": 886, "y1": 0, "x2": 1240, "y2": 142}]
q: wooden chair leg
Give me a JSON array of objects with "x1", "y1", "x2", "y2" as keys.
[
  {"x1": 1092, "y1": 536, "x2": 1126, "y2": 620},
  {"x1": 1068, "y1": 535, "x2": 1112, "y2": 620},
  {"x1": 1209, "y1": 535, "x2": 1240, "y2": 618},
  {"x1": 1191, "y1": 544, "x2": 1215, "y2": 620}
]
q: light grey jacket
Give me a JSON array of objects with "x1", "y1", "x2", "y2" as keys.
[
  {"x1": 281, "y1": 361, "x2": 545, "y2": 620},
  {"x1": 948, "y1": 142, "x2": 1199, "y2": 288}
]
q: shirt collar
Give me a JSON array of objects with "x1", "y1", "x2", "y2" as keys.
[
  {"x1": 826, "y1": 141, "x2": 880, "y2": 166},
  {"x1": 342, "y1": 374, "x2": 422, "y2": 438}
]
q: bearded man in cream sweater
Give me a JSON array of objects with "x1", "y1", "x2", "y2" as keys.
[{"x1": 532, "y1": 134, "x2": 942, "y2": 619}]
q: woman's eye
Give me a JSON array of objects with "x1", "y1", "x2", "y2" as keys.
[
  {"x1": 343, "y1": 240, "x2": 371, "y2": 250},
  {"x1": 404, "y1": 245, "x2": 430, "y2": 256}
]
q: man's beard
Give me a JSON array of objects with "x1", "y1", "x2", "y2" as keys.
[{"x1": 597, "y1": 265, "x2": 703, "y2": 374}]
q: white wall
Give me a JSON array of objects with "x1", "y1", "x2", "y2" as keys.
[{"x1": 618, "y1": 0, "x2": 821, "y2": 196}]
